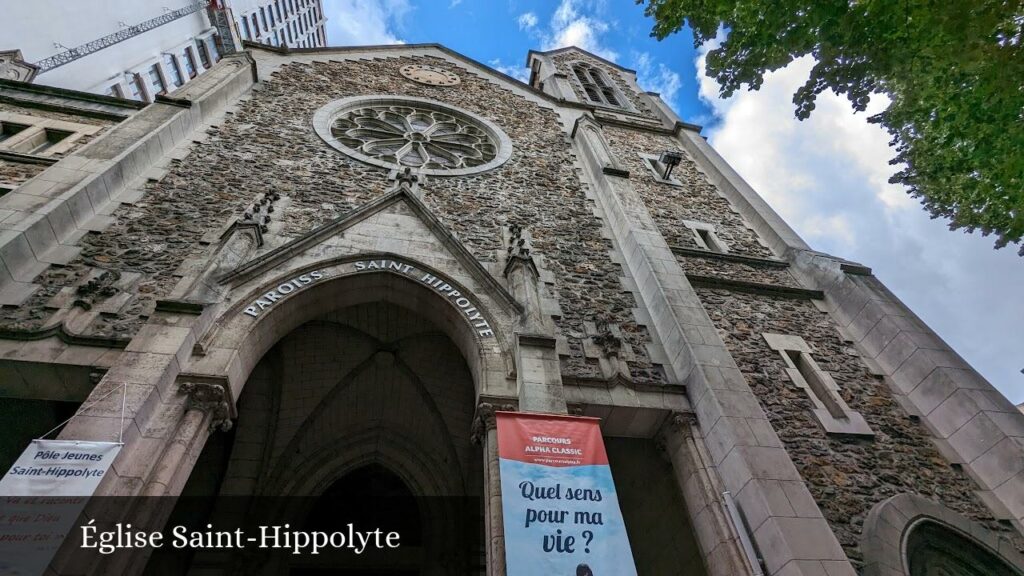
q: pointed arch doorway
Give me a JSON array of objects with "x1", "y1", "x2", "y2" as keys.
[{"x1": 153, "y1": 291, "x2": 487, "y2": 575}]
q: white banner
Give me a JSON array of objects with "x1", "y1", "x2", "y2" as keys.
[{"x1": 0, "y1": 439, "x2": 121, "y2": 576}]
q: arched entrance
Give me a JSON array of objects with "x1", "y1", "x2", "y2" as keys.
[{"x1": 149, "y1": 285, "x2": 490, "y2": 575}]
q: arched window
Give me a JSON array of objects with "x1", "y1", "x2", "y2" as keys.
[
  {"x1": 571, "y1": 62, "x2": 624, "y2": 108},
  {"x1": 906, "y1": 521, "x2": 1021, "y2": 576}
]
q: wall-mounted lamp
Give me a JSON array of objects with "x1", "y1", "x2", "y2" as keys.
[{"x1": 659, "y1": 150, "x2": 683, "y2": 180}]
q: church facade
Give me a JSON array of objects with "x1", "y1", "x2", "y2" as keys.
[{"x1": 0, "y1": 40, "x2": 1023, "y2": 576}]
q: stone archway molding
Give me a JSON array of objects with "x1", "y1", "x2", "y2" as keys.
[
  {"x1": 189, "y1": 253, "x2": 518, "y2": 403},
  {"x1": 861, "y1": 493, "x2": 1024, "y2": 576}
]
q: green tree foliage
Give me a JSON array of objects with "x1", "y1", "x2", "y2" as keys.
[{"x1": 642, "y1": 0, "x2": 1024, "y2": 254}]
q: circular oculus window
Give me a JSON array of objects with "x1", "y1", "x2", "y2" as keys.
[
  {"x1": 400, "y1": 64, "x2": 461, "y2": 86},
  {"x1": 313, "y1": 96, "x2": 512, "y2": 176}
]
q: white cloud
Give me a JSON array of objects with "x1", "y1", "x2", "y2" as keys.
[
  {"x1": 540, "y1": 0, "x2": 618, "y2": 62},
  {"x1": 517, "y1": 11, "x2": 538, "y2": 30},
  {"x1": 449, "y1": 0, "x2": 462, "y2": 7},
  {"x1": 694, "y1": 41, "x2": 1024, "y2": 403},
  {"x1": 489, "y1": 58, "x2": 530, "y2": 83},
  {"x1": 633, "y1": 51, "x2": 682, "y2": 109},
  {"x1": 322, "y1": 0, "x2": 410, "y2": 45}
]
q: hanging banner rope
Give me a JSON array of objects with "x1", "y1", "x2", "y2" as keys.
[
  {"x1": 0, "y1": 385, "x2": 125, "y2": 576},
  {"x1": 496, "y1": 411, "x2": 638, "y2": 575}
]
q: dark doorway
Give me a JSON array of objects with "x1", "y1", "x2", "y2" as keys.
[{"x1": 289, "y1": 465, "x2": 423, "y2": 576}]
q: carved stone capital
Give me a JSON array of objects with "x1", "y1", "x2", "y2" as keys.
[
  {"x1": 655, "y1": 411, "x2": 699, "y2": 458},
  {"x1": 471, "y1": 402, "x2": 516, "y2": 445},
  {"x1": 179, "y1": 378, "x2": 234, "y2": 432}
]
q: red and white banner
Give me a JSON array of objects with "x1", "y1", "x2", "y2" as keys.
[{"x1": 497, "y1": 412, "x2": 637, "y2": 575}]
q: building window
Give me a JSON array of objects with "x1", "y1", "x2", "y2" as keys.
[
  {"x1": 317, "y1": 96, "x2": 513, "y2": 176},
  {"x1": 164, "y1": 55, "x2": 184, "y2": 87},
  {"x1": 275, "y1": 1, "x2": 282, "y2": 20},
  {"x1": 260, "y1": 7, "x2": 268, "y2": 30},
  {"x1": 242, "y1": 17, "x2": 251, "y2": 39},
  {"x1": 148, "y1": 64, "x2": 166, "y2": 95},
  {"x1": 251, "y1": 14, "x2": 260, "y2": 37},
  {"x1": 0, "y1": 122, "x2": 29, "y2": 143},
  {"x1": 761, "y1": 333, "x2": 874, "y2": 437},
  {"x1": 29, "y1": 129, "x2": 72, "y2": 155},
  {"x1": 639, "y1": 152, "x2": 683, "y2": 186},
  {"x1": 182, "y1": 48, "x2": 197, "y2": 78},
  {"x1": 269, "y1": 7, "x2": 275, "y2": 26},
  {"x1": 195, "y1": 39, "x2": 211, "y2": 68},
  {"x1": 127, "y1": 73, "x2": 145, "y2": 100},
  {"x1": 209, "y1": 36, "x2": 221, "y2": 61},
  {"x1": 681, "y1": 221, "x2": 728, "y2": 252},
  {"x1": 571, "y1": 62, "x2": 625, "y2": 108},
  {"x1": 105, "y1": 84, "x2": 122, "y2": 98}
]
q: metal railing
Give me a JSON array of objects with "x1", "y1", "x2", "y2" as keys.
[{"x1": 34, "y1": 2, "x2": 207, "y2": 73}]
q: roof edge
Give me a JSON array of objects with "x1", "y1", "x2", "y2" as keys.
[{"x1": 526, "y1": 46, "x2": 636, "y2": 74}]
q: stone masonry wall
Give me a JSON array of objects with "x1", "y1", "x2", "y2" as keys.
[
  {"x1": 0, "y1": 54, "x2": 665, "y2": 385},
  {"x1": 0, "y1": 159, "x2": 46, "y2": 188},
  {"x1": 697, "y1": 288, "x2": 1023, "y2": 567},
  {"x1": 604, "y1": 126, "x2": 775, "y2": 259},
  {"x1": 604, "y1": 121, "x2": 1022, "y2": 565}
]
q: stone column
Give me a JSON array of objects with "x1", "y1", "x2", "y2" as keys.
[
  {"x1": 472, "y1": 402, "x2": 513, "y2": 576},
  {"x1": 86, "y1": 380, "x2": 234, "y2": 576},
  {"x1": 503, "y1": 224, "x2": 567, "y2": 414},
  {"x1": 659, "y1": 413, "x2": 758, "y2": 576},
  {"x1": 572, "y1": 114, "x2": 855, "y2": 575},
  {"x1": 142, "y1": 379, "x2": 233, "y2": 496}
]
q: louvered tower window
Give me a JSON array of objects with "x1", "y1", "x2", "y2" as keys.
[{"x1": 571, "y1": 63, "x2": 623, "y2": 108}]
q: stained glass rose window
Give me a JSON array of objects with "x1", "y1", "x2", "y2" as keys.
[{"x1": 313, "y1": 96, "x2": 512, "y2": 176}]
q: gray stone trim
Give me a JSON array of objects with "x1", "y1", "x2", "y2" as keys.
[
  {"x1": 572, "y1": 107, "x2": 855, "y2": 576},
  {"x1": 0, "y1": 323, "x2": 130, "y2": 348},
  {"x1": 861, "y1": 493, "x2": 1024, "y2": 576},
  {"x1": 215, "y1": 187, "x2": 522, "y2": 314},
  {"x1": 671, "y1": 245, "x2": 789, "y2": 269},
  {"x1": 686, "y1": 274, "x2": 823, "y2": 300},
  {"x1": 312, "y1": 94, "x2": 513, "y2": 177},
  {"x1": 762, "y1": 333, "x2": 874, "y2": 437}
]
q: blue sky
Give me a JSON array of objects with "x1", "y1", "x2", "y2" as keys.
[{"x1": 322, "y1": 0, "x2": 1024, "y2": 404}]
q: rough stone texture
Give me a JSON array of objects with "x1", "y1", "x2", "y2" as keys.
[
  {"x1": 603, "y1": 127, "x2": 775, "y2": 259},
  {"x1": 0, "y1": 55, "x2": 665, "y2": 385},
  {"x1": 697, "y1": 288, "x2": 1024, "y2": 567},
  {"x1": 550, "y1": 53, "x2": 659, "y2": 120},
  {"x1": 0, "y1": 159, "x2": 46, "y2": 187},
  {"x1": 676, "y1": 255, "x2": 800, "y2": 286}
]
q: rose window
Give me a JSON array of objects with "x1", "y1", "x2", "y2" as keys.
[{"x1": 313, "y1": 96, "x2": 512, "y2": 176}]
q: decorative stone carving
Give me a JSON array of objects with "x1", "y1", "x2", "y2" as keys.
[
  {"x1": 0, "y1": 50, "x2": 39, "y2": 83},
  {"x1": 503, "y1": 223, "x2": 538, "y2": 277},
  {"x1": 242, "y1": 190, "x2": 281, "y2": 233},
  {"x1": 313, "y1": 95, "x2": 513, "y2": 176},
  {"x1": 581, "y1": 319, "x2": 633, "y2": 379},
  {"x1": 180, "y1": 380, "x2": 234, "y2": 432},
  {"x1": 72, "y1": 270, "x2": 120, "y2": 310},
  {"x1": 470, "y1": 402, "x2": 515, "y2": 444},
  {"x1": 399, "y1": 64, "x2": 461, "y2": 86}
]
